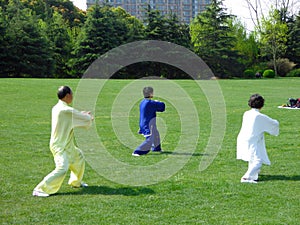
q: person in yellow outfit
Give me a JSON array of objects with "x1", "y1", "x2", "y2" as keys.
[{"x1": 33, "y1": 86, "x2": 94, "y2": 197}]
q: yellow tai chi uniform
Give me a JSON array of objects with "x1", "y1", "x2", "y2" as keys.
[{"x1": 34, "y1": 100, "x2": 93, "y2": 195}]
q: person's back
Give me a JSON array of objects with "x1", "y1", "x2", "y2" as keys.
[
  {"x1": 237, "y1": 94, "x2": 279, "y2": 183},
  {"x1": 33, "y1": 86, "x2": 93, "y2": 197},
  {"x1": 132, "y1": 86, "x2": 165, "y2": 156},
  {"x1": 139, "y1": 98, "x2": 165, "y2": 136},
  {"x1": 50, "y1": 100, "x2": 72, "y2": 152},
  {"x1": 241, "y1": 109, "x2": 278, "y2": 136},
  {"x1": 50, "y1": 100, "x2": 92, "y2": 153}
]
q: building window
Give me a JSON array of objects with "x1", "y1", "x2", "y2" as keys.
[{"x1": 86, "y1": 0, "x2": 211, "y2": 24}]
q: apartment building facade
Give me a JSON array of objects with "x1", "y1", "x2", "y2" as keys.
[{"x1": 86, "y1": 0, "x2": 211, "y2": 24}]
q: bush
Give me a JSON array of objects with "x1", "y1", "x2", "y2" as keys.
[
  {"x1": 267, "y1": 58, "x2": 296, "y2": 77},
  {"x1": 286, "y1": 68, "x2": 300, "y2": 77},
  {"x1": 257, "y1": 69, "x2": 264, "y2": 75},
  {"x1": 243, "y1": 69, "x2": 255, "y2": 78},
  {"x1": 251, "y1": 63, "x2": 267, "y2": 76},
  {"x1": 263, "y1": 69, "x2": 275, "y2": 78},
  {"x1": 276, "y1": 58, "x2": 296, "y2": 77}
]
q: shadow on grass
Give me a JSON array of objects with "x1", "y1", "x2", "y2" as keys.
[
  {"x1": 260, "y1": 174, "x2": 300, "y2": 181},
  {"x1": 160, "y1": 151, "x2": 206, "y2": 156},
  {"x1": 56, "y1": 186, "x2": 155, "y2": 196}
]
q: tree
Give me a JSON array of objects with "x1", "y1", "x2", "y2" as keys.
[
  {"x1": 0, "y1": 8, "x2": 9, "y2": 76},
  {"x1": 119, "y1": 7, "x2": 192, "y2": 79},
  {"x1": 70, "y1": 4, "x2": 131, "y2": 76},
  {"x1": 144, "y1": 7, "x2": 191, "y2": 48},
  {"x1": 144, "y1": 6, "x2": 165, "y2": 40},
  {"x1": 113, "y1": 6, "x2": 145, "y2": 42},
  {"x1": 0, "y1": 0, "x2": 54, "y2": 77},
  {"x1": 164, "y1": 13, "x2": 191, "y2": 49},
  {"x1": 190, "y1": 0, "x2": 244, "y2": 78},
  {"x1": 45, "y1": 0, "x2": 86, "y2": 28},
  {"x1": 0, "y1": 0, "x2": 10, "y2": 10},
  {"x1": 47, "y1": 11, "x2": 73, "y2": 78},
  {"x1": 260, "y1": 8, "x2": 288, "y2": 75},
  {"x1": 229, "y1": 18, "x2": 260, "y2": 68},
  {"x1": 244, "y1": 0, "x2": 299, "y2": 32},
  {"x1": 17, "y1": 0, "x2": 52, "y2": 20},
  {"x1": 244, "y1": 0, "x2": 266, "y2": 32},
  {"x1": 285, "y1": 12, "x2": 300, "y2": 68}
]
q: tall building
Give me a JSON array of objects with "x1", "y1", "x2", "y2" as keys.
[{"x1": 86, "y1": 0, "x2": 211, "y2": 24}]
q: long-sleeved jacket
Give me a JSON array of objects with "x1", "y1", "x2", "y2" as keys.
[
  {"x1": 138, "y1": 98, "x2": 165, "y2": 136},
  {"x1": 237, "y1": 108, "x2": 279, "y2": 165},
  {"x1": 50, "y1": 100, "x2": 93, "y2": 153}
]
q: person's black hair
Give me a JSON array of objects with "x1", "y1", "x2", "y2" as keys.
[
  {"x1": 143, "y1": 86, "x2": 153, "y2": 98},
  {"x1": 57, "y1": 86, "x2": 72, "y2": 99},
  {"x1": 248, "y1": 94, "x2": 264, "y2": 109}
]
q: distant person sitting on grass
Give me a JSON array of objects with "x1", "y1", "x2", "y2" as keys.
[
  {"x1": 33, "y1": 86, "x2": 94, "y2": 197},
  {"x1": 255, "y1": 72, "x2": 262, "y2": 78},
  {"x1": 237, "y1": 94, "x2": 279, "y2": 183},
  {"x1": 132, "y1": 87, "x2": 165, "y2": 156}
]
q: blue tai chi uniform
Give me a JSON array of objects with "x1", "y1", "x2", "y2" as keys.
[{"x1": 133, "y1": 98, "x2": 165, "y2": 155}]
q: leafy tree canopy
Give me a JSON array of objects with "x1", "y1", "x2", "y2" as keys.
[{"x1": 190, "y1": 0, "x2": 244, "y2": 78}]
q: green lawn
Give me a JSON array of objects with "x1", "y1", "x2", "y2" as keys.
[{"x1": 1, "y1": 78, "x2": 300, "y2": 225}]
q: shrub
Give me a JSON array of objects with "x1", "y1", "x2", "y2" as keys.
[
  {"x1": 257, "y1": 69, "x2": 264, "y2": 75},
  {"x1": 263, "y1": 69, "x2": 275, "y2": 78},
  {"x1": 276, "y1": 58, "x2": 296, "y2": 77},
  {"x1": 286, "y1": 68, "x2": 300, "y2": 77},
  {"x1": 267, "y1": 58, "x2": 296, "y2": 77},
  {"x1": 243, "y1": 69, "x2": 255, "y2": 78},
  {"x1": 251, "y1": 63, "x2": 267, "y2": 77}
]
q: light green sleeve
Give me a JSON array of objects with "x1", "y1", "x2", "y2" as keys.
[{"x1": 71, "y1": 108, "x2": 93, "y2": 129}]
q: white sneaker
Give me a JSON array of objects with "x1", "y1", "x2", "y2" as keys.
[
  {"x1": 80, "y1": 182, "x2": 88, "y2": 188},
  {"x1": 241, "y1": 178, "x2": 258, "y2": 184},
  {"x1": 71, "y1": 182, "x2": 89, "y2": 188},
  {"x1": 132, "y1": 153, "x2": 140, "y2": 156},
  {"x1": 32, "y1": 190, "x2": 49, "y2": 197}
]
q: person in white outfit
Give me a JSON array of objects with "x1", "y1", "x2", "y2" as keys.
[{"x1": 237, "y1": 94, "x2": 279, "y2": 183}]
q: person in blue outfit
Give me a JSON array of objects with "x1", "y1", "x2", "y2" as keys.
[{"x1": 132, "y1": 87, "x2": 165, "y2": 156}]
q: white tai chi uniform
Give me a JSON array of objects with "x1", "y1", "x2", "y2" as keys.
[
  {"x1": 34, "y1": 100, "x2": 92, "y2": 194},
  {"x1": 237, "y1": 108, "x2": 279, "y2": 180}
]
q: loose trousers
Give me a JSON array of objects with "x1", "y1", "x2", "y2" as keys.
[
  {"x1": 34, "y1": 147, "x2": 85, "y2": 194},
  {"x1": 134, "y1": 128, "x2": 162, "y2": 155},
  {"x1": 242, "y1": 159, "x2": 263, "y2": 180}
]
